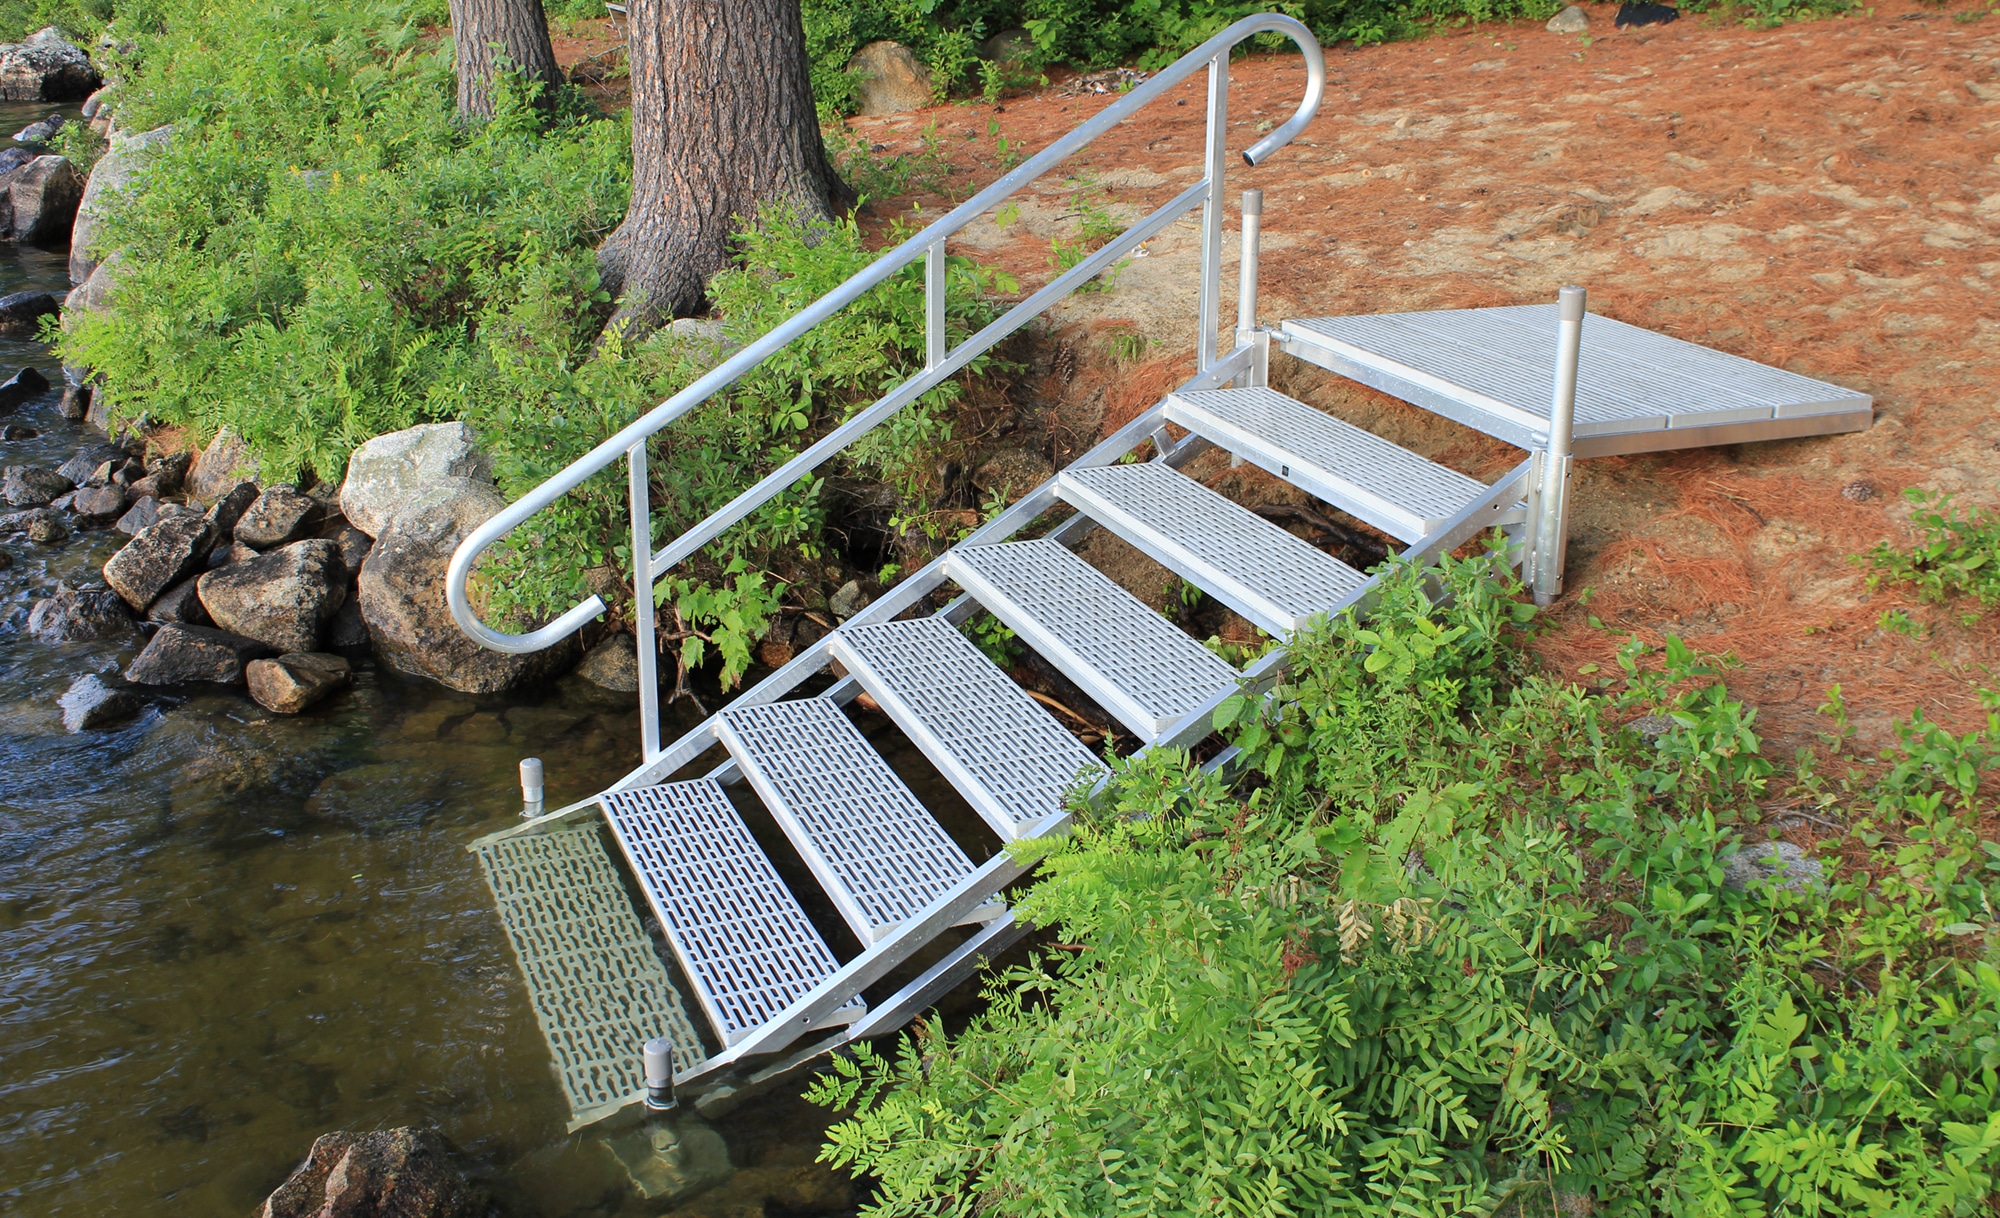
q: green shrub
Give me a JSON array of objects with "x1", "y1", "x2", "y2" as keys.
[
  {"x1": 814, "y1": 554, "x2": 2000, "y2": 1217},
  {"x1": 1864, "y1": 489, "x2": 2000, "y2": 616}
]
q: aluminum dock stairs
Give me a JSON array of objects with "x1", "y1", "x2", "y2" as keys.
[{"x1": 452, "y1": 14, "x2": 1872, "y2": 1134}]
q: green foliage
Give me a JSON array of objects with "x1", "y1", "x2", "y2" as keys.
[
  {"x1": 1865, "y1": 489, "x2": 2000, "y2": 615},
  {"x1": 0, "y1": 0, "x2": 107, "y2": 45},
  {"x1": 814, "y1": 556, "x2": 2000, "y2": 1217}
]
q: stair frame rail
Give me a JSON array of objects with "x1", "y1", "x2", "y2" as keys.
[{"x1": 447, "y1": 12, "x2": 1327, "y2": 762}]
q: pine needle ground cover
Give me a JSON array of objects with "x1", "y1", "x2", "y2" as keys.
[{"x1": 814, "y1": 554, "x2": 2000, "y2": 1217}]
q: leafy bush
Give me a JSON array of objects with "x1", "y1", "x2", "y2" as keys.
[
  {"x1": 1865, "y1": 489, "x2": 2000, "y2": 616},
  {"x1": 814, "y1": 553, "x2": 2000, "y2": 1216}
]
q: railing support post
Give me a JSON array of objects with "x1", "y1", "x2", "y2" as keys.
[
  {"x1": 629, "y1": 441, "x2": 662, "y2": 761},
  {"x1": 1530, "y1": 285, "x2": 1585, "y2": 606},
  {"x1": 924, "y1": 239, "x2": 947, "y2": 370},
  {"x1": 1196, "y1": 53, "x2": 1229, "y2": 373},
  {"x1": 1235, "y1": 188, "x2": 1267, "y2": 391}
]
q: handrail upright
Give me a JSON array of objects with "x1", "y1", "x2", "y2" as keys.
[{"x1": 446, "y1": 13, "x2": 1325, "y2": 659}]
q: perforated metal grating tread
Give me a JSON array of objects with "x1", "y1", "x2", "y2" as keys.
[
  {"x1": 716, "y1": 698, "x2": 986, "y2": 944},
  {"x1": 1168, "y1": 387, "x2": 1487, "y2": 542},
  {"x1": 829, "y1": 615, "x2": 1104, "y2": 839},
  {"x1": 946, "y1": 539, "x2": 1238, "y2": 741},
  {"x1": 600, "y1": 780, "x2": 862, "y2": 1046},
  {"x1": 1059, "y1": 462, "x2": 1369, "y2": 637},
  {"x1": 1284, "y1": 308, "x2": 1870, "y2": 440},
  {"x1": 474, "y1": 828, "x2": 706, "y2": 1120}
]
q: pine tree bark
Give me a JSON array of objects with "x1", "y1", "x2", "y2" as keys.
[
  {"x1": 597, "y1": 0, "x2": 851, "y2": 337},
  {"x1": 451, "y1": 0, "x2": 563, "y2": 120}
]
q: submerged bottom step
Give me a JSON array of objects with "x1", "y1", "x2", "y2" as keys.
[
  {"x1": 601, "y1": 779, "x2": 864, "y2": 1047},
  {"x1": 474, "y1": 828, "x2": 707, "y2": 1123}
]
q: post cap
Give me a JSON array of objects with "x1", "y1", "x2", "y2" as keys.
[
  {"x1": 1557, "y1": 285, "x2": 1586, "y2": 323},
  {"x1": 642, "y1": 1037, "x2": 675, "y2": 1088},
  {"x1": 1241, "y1": 188, "x2": 1263, "y2": 217}
]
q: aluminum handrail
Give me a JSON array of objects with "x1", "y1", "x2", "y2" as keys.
[{"x1": 447, "y1": 13, "x2": 1323, "y2": 752}]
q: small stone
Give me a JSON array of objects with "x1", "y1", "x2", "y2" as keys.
[
  {"x1": 9, "y1": 154, "x2": 82, "y2": 246},
  {"x1": 576, "y1": 633, "x2": 641, "y2": 691},
  {"x1": 1546, "y1": 4, "x2": 1591, "y2": 32},
  {"x1": 56, "y1": 443, "x2": 121, "y2": 486},
  {"x1": 70, "y1": 483, "x2": 125, "y2": 521},
  {"x1": 2, "y1": 464, "x2": 69, "y2": 506},
  {"x1": 205, "y1": 480, "x2": 259, "y2": 540},
  {"x1": 142, "y1": 449, "x2": 191, "y2": 495},
  {"x1": 0, "y1": 365, "x2": 49, "y2": 412},
  {"x1": 186, "y1": 428, "x2": 259, "y2": 504},
  {"x1": 325, "y1": 597, "x2": 368, "y2": 649},
  {"x1": 124, "y1": 623, "x2": 274, "y2": 686},
  {"x1": 47, "y1": 489, "x2": 73, "y2": 512},
  {"x1": 27, "y1": 582, "x2": 135, "y2": 643},
  {"x1": 58, "y1": 673, "x2": 141, "y2": 731},
  {"x1": 114, "y1": 495, "x2": 159, "y2": 535},
  {"x1": 1, "y1": 422, "x2": 36, "y2": 440},
  {"x1": 0, "y1": 289, "x2": 57, "y2": 337},
  {"x1": 10, "y1": 113, "x2": 61, "y2": 142},
  {"x1": 147, "y1": 576, "x2": 211, "y2": 626},
  {"x1": 847, "y1": 40, "x2": 932, "y2": 115},
  {"x1": 103, "y1": 509, "x2": 216, "y2": 609},
  {"x1": 233, "y1": 484, "x2": 316, "y2": 548},
  {"x1": 829, "y1": 579, "x2": 871, "y2": 620},
  {"x1": 257, "y1": 1128, "x2": 488, "y2": 1218},
  {"x1": 328, "y1": 525, "x2": 370, "y2": 581},
  {"x1": 196, "y1": 538, "x2": 346, "y2": 653},
  {"x1": 1723, "y1": 840, "x2": 1825, "y2": 895},
  {"x1": 1841, "y1": 480, "x2": 1876, "y2": 502},
  {"x1": 1629, "y1": 713, "x2": 1674, "y2": 742},
  {"x1": 206, "y1": 541, "x2": 258, "y2": 569},
  {"x1": 246, "y1": 652, "x2": 352, "y2": 714},
  {"x1": 24, "y1": 510, "x2": 64, "y2": 543}
]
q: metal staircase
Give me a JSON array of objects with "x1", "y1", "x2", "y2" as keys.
[{"x1": 450, "y1": 14, "x2": 1872, "y2": 1132}]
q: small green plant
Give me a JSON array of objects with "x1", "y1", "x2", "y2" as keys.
[
  {"x1": 1864, "y1": 489, "x2": 2000, "y2": 612},
  {"x1": 1103, "y1": 328, "x2": 1151, "y2": 362},
  {"x1": 960, "y1": 611, "x2": 1019, "y2": 668},
  {"x1": 1048, "y1": 175, "x2": 1129, "y2": 292},
  {"x1": 1878, "y1": 607, "x2": 1926, "y2": 638}
]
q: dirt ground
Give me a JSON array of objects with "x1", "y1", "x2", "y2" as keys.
[{"x1": 557, "y1": 4, "x2": 2000, "y2": 758}]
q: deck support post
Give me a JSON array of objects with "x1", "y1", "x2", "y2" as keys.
[
  {"x1": 1196, "y1": 53, "x2": 1229, "y2": 373},
  {"x1": 1235, "y1": 189, "x2": 1267, "y2": 391},
  {"x1": 629, "y1": 440, "x2": 662, "y2": 761},
  {"x1": 1530, "y1": 286, "x2": 1584, "y2": 606}
]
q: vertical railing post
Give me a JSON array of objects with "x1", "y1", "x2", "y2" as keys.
[
  {"x1": 924, "y1": 239, "x2": 947, "y2": 371},
  {"x1": 629, "y1": 441, "x2": 662, "y2": 761},
  {"x1": 1196, "y1": 53, "x2": 1229, "y2": 372},
  {"x1": 1235, "y1": 188, "x2": 1266, "y2": 390},
  {"x1": 1531, "y1": 285, "x2": 1585, "y2": 607}
]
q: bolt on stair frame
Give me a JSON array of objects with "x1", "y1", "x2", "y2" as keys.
[{"x1": 445, "y1": 13, "x2": 1329, "y2": 765}]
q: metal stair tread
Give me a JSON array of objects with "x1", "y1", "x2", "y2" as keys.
[
  {"x1": 474, "y1": 828, "x2": 708, "y2": 1121},
  {"x1": 715, "y1": 698, "x2": 987, "y2": 945},
  {"x1": 829, "y1": 615, "x2": 1105, "y2": 839},
  {"x1": 1058, "y1": 461, "x2": 1369, "y2": 636},
  {"x1": 945, "y1": 538, "x2": 1237, "y2": 741},
  {"x1": 1166, "y1": 386, "x2": 1487, "y2": 542},
  {"x1": 599, "y1": 779, "x2": 862, "y2": 1047}
]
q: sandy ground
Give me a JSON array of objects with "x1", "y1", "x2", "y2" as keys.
[{"x1": 815, "y1": 4, "x2": 2000, "y2": 758}]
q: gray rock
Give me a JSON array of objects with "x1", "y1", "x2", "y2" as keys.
[
  {"x1": 576, "y1": 633, "x2": 640, "y2": 691},
  {"x1": 0, "y1": 289, "x2": 56, "y2": 336},
  {"x1": 3, "y1": 464, "x2": 68, "y2": 506},
  {"x1": 829, "y1": 579, "x2": 871, "y2": 620},
  {"x1": 196, "y1": 538, "x2": 345, "y2": 653},
  {"x1": 0, "y1": 421, "x2": 35, "y2": 439},
  {"x1": 10, "y1": 113, "x2": 61, "y2": 143},
  {"x1": 233, "y1": 484, "x2": 316, "y2": 549},
  {"x1": 55, "y1": 441, "x2": 121, "y2": 486},
  {"x1": 357, "y1": 476, "x2": 581, "y2": 693},
  {"x1": 56, "y1": 368, "x2": 89, "y2": 419},
  {"x1": 63, "y1": 249, "x2": 121, "y2": 319},
  {"x1": 141, "y1": 449, "x2": 190, "y2": 495},
  {"x1": 848, "y1": 40, "x2": 931, "y2": 115},
  {"x1": 328, "y1": 524, "x2": 371, "y2": 581},
  {"x1": 0, "y1": 145, "x2": 31, "y2": 180},
  {"x1": 3, "y1": 506, "x2": 65, "y2": 542},
  {"x1": 114, "y1": 495, "x2": 158, "y2": 535},
  {"x1": 337, "y1": 421, "x2": 492, "y2": 539},
  {"x1": 124, "y1": 622, "x2": 274, "y2": 686},
  {"x1": 69, "y1": 483, "x2": 124, "y2": 521},
  {"x1": 1629, "y1": 713, "x2": 1674, "y2": 742},
  {"x1": 102, "y1": 509, "x2": 215, "y2": 609},
  {"x1": 206, "y1": 540, "x2": 257, "y2": 569},
  {"x1": 146, "y1": 576, "x2": 210, "y2": 626},
  {"x1": 186, "y1": 429, "x2": 258, "y2": 504},
  {"x1": 0, "y1": 365, "x2": 49, "y2": 411},
  {"x1": 1547, "y1": 4, "x2": 1590, "y2": 32},
  {"x1": 27, "y1": 581, "x2": 134, "y2": 642},
  {"x1": 257, "y1": 1128, "x2": 488, "y2": 1218},
  {"x1": 57, "y1": 672, "x2": 140, "y2": 731},
  {"x1": 204, "y1": 480, "x2": 258, "y2": 540},
  {"x1": 325, "y1": 597, "x2": 367, "y2": 649},
  {"x1": 0, "y1": 29, "x2": 101, "y2": 103},
  {"x1": 1724, "y1": 840, "x2": 1825, "y2": 895},
  {"x1": 9, "y1": 154, "x2": 81, "y2": 245},
  {"x1": 246, "y1": 652, "x2": 352, "y2": 714},
  {"x1": 71, "y1": 123, "x2": 170, "y2": 285},
  {"x1": 47, "y1": 489, "x2": 74, "y2": 511},
  {"x1": 79, "y1": 85, "x2": 108, "y2": 117},
  {"x1": 978, "y1": 28, "x2": 1034, "y2": 68}
]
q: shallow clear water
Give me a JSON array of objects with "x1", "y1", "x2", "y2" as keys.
[{"x1": 0, "y1": 103, "x2": 857, "y2": 1217}]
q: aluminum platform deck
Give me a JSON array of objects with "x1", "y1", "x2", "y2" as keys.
[{"x1": 1282, "y1": 305, "x2": 1872, "y2": 456}]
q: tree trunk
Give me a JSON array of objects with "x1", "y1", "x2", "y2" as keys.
[
  {"x1": 597, "y1": 0, "x2": 851, "y2": 337},
  {"x1": 451, "y1": 0, "x2": 562, "y2": 120}
]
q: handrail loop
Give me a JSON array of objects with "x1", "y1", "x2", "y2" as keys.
[{"x1": 446, "y1": 13, "x2": 1325, "y2": 757}]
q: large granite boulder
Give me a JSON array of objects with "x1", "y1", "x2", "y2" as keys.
[
  {"x1": 233, "y1": 484, "x2": 316, "y2": 548},
  {"x1": 195, "y1": 538, "x2": 344, "y2": 653},
  {"x1": 848, "y1": 40, "x2": 932, "y2": 114},
  {"x1": 246, "y1": 652, "x2": 352, "y2": 714},
  {"x1": 2, "y1": 463, "x2": 68, "y2": 506},
  {"x1": 0, "y1": 29, "x2": 101, "y2": 103},
  {"x1": 258, "y1": 1128, "x2": 489, "y2": 1218},
  {"x1": 357, "y1": 477, "x2": 580, "y2": 693},
  {"x1": 69, "y1": 123, "x2": 170, "y2": 285},
  {"x1": 124, "y1": 622, "x2": 273, "y2": 685},
  {"x1": 102, "y1": 505, "x2": 214, "y2": 609},
  {"x1": 8, "y1": 154, "x2": 81, "y2": 245},
  {"x1": 27, "y1": 581, "x2": 135, "y2": 642},
  {"x1": 338, "y1": 422, "x2": 491, "y2": 538},
  {"x1": 185, "y1": 427, "x2": 258, "y2": 503},
  {"x1": 57, "y1": 672, "x2": 141, "y2": 731}
]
